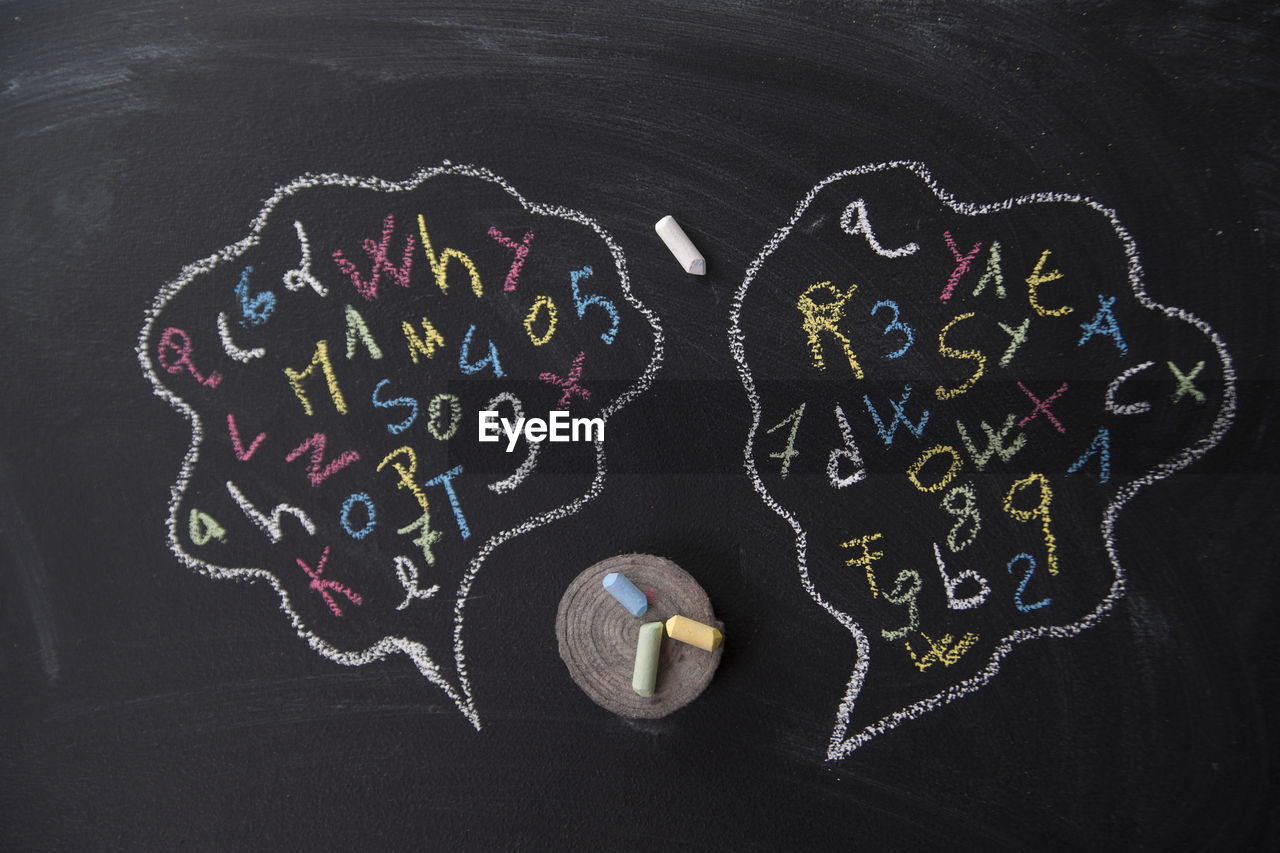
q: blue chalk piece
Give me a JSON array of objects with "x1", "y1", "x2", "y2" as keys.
[{"x1": 602, "y1": 572, "x2": 648, "y2": 617}]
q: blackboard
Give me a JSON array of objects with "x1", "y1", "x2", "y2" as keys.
[{"x1": 2, "y1": 1, "x2": 1276, "y2": 849}]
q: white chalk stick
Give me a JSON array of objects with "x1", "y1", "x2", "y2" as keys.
[{"x1": 654, "y1": 215, "x2": 706, "y2": 275}]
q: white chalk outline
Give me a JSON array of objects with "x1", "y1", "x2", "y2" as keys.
[
  {"x1": 137, "y1": 162, "x2": 665, "y2": 730},
  {"x1": 728, "y1": 160, "x2": 1236, "y2": 759}
]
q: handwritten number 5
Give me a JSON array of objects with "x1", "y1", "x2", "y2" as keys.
[{"x1": 569, "y1": 266, "x2": 619, "y2": 344}]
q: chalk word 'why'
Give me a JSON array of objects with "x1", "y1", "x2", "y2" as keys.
[{"x1": 478, "y1": 410, "x2": 605, "y2": 451}]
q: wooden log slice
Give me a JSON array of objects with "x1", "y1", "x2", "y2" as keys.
[{"x1": 556, "y1": 553, "x2": 723, "y2": 718}]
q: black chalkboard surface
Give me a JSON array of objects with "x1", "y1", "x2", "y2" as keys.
[{"x1": 2, "y1": 1, "x2": 1276, "y2": 849}]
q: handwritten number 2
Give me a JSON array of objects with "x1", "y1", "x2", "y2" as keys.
[
  {"x1": 1007, "y1": 553, "x2": 1051, "y2": 612},
  {"x1": 871, "y1": 299, "x2": 914, "y2": 359}
]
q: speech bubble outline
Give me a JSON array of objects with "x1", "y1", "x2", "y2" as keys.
[
  {"x1": 729, "y1": 160, "x2": 1236, "y2": 759},
  {"x1": 137, "y1": 163, "x2": 665, "y2": 729}
]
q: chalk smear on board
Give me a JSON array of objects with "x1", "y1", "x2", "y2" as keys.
[{"x1": 0, "y1": 448, "x2": 61, "y2": 683}]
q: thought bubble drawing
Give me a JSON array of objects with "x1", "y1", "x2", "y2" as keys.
[
  {"x1": 730, "y1": 161, "x2": 1235, "y2": 758},
  {"x1": 138, "y1": 164, "x2": 662, "y2": 728}
]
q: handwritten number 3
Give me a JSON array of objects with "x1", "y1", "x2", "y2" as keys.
[{"x1": 871, "y1": 299, "x2": 913, "y2": 359}]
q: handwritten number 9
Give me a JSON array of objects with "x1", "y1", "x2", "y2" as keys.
[
  {"x1": 1002, "y1": 473, "x2": 1059, "y2": 576},
  {"x1": 881, "y1": 569, "x2": 921, "y2": 641}
]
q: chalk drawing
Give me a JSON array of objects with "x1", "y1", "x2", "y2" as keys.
[
  {"x1": 730, "y1": 160, "x2": 1236, "y2": 759},
  {"x1": 138, "y1": 163, "x2": 663, "y2": 729}
]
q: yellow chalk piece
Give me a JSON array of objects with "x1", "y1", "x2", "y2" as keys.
[
  {"x1": 665, "y1": 615, "x2": 723, "y2": 652},
  {"x1": 632, "y1": 622, "x2": 664, "y2": 697}
]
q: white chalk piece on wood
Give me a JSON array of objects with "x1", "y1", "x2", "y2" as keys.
[{"x1": 654, "y1": 215, "x2": 707, "y2": 275}]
